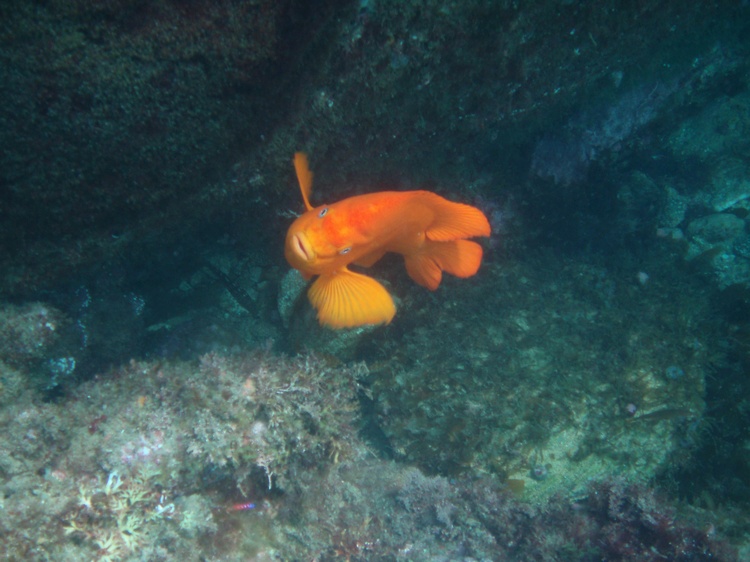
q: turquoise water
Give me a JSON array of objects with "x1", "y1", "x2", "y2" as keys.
[{"x1": 0, "y1": 1, "x2": 748, "y2": 560}]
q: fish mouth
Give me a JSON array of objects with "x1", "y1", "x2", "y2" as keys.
[{"x1": 290, "y1": 232, "x2": 315, "y2": 263}]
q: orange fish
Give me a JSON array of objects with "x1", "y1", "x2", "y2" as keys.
[{"x1": 284, "y1": 153, "x2": 491, "y2": 329}]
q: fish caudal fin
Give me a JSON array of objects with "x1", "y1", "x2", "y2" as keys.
[
  {"x1": 308, "y1": 268, "x2": 396, "y2": 329},
  {"x1": 294, "y1": 152, "x2": 314, "y2": 211},
  {"x1": 420, "y1": 192, "x2": 491, "y2": 241},
  {"x1": 405, "y1": 239, "x2": 484, "y2": 290}
]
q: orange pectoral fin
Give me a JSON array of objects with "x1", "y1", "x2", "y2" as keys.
[
  {"x1": 307, "y1": 268, "x2": 396, "y2": 329},
  {"x1": 405, "y1": 239, "x2": 484, "y2": 290}
]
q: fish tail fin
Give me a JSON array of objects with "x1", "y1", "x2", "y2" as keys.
[
  {"x1": 405, "y1": 239, "x2": 484, "y2": 290},
  {"x1": 294, "y1": 152, "x2": 314, "y2": 211},
  {"x1": 418, "y1": 192, "x2": 491, "y2": 241},
  {"x1": 308, "y1": 268, "x2": 396, "y2": 328}
]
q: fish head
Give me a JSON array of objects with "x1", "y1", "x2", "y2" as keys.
[{"x1": 285, "y1": 203, "x2": 364, "y2": 275}]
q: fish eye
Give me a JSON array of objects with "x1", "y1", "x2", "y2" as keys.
[
  {"x1": 339, "y1": 247, "x2": 351, "y2": 255},
  {"x1": 318, "y1": 207, "x2": 328, "y2": 218}
]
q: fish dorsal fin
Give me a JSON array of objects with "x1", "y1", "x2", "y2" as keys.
[
  {"x1": 419, "y1": 192, "x2": 491, "y2": 241},
  {"x1": 293, "y1": 152, "x2": 314, "y2": 211},
  {"x1": 308, "y1": 268, "x2": 396, "y2": 328}
]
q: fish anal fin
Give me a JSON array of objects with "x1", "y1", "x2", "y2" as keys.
[
  {"x1": 405, "y1": 239, "x2": 484, "y2": 290},
  {"x1": 419, "y1": 193, "x2": 491, "y2": 241},
  {"x1": 308, "y1": 268, "x2": 396, "y2": 329}
]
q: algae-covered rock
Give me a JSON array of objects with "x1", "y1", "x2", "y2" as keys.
[{"x1": 688, "y1": 213, "x2": 746, "y2": 244}]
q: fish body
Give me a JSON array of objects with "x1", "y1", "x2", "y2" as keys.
[{"x1": 285, "y1": 153, "x2": 491, "y2": 328}]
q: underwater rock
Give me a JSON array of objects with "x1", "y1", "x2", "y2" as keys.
[
  {"x1": 711, "y1": 160, "x2": 750, "y2": 212},
  {"x1": 531, "y1": 83, "x2": 675, "y2": 185},
  {"x1": 0, "y1": 302, "x2": 74, "y2": 370},
  {"x1": 176, "y1": 494, "x2": 218, "y2": 539},
  {"x1": 687, "y1": 213, "x2": 746, "y2": 244},
  {"x1": 654, "y1": 86, "x2": 750, "y2": 292},
  {"x1": 277, "y1": 269, "x2": 308, "y2": 328},
  {"x1": 369, "y1": 258, "x2": 714, "y2": 505},
  {"x1": 0, "y1": 360, "x2": 25, "y2": 405},
  {"x1": 660, "y1": 186, "x2": 689, "y2": 229}
]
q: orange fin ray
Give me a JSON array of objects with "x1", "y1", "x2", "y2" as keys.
[
  {"x1": 294, "y1": 152, "x2": 314, "y2": 211},
  {"x1": 308, "y1": 268, "x2": 396, "y2": 329},
  {"x1": 405, "y1": 239, "x2": 484, "y2": 290},
  {"x1": 419, "y1": 193, "x2": 491, "y2": 241}
]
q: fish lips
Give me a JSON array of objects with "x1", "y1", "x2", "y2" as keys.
[{"x1": 288, "y1": 231, "x2": 315, "y2": 264}]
